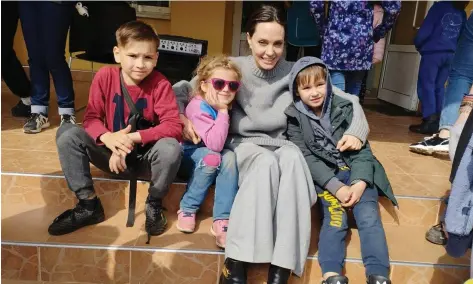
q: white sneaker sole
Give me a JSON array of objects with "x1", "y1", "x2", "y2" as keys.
[
  {"x1": 23, "y1": 122, "x2": 50, "y2": 134},
  {"x1": 409, "y1": 145, "x2": 434, "y2": 155},
  {"x1": 410, "y1": 144, "x2": 449, "y2": 155},
  {"x1": 176, "y1": 223, "x2": 194, "y2": 233}
]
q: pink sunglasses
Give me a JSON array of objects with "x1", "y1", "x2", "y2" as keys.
[{"x1": 206, "y1": 78, "x2": 241, "y2": 92}]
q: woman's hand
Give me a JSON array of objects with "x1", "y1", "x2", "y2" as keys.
[
  {"x1": 337, "y1": 135, "x2": 362, "y2": 152},
  {"x1": 180, "y1": 114, "x2": 201, "y2": 144}
]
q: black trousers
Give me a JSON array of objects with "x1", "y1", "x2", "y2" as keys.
[{"x1": 1, "y1": 1, "x2": 31, "y2": 98}]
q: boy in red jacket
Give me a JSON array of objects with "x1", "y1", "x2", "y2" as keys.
[{"x1": 49, "y1": 21, "x2": 183, "y2": 237}]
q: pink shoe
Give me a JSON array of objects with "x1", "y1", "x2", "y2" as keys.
[
  {"x1": 211, "y1": 219, "x2": 228, "y2": 249},
  {"x1": 176, "y1": 210, "x2": 196, "y2": 233}
]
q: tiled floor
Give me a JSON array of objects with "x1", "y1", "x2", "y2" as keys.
[{"x1": 1, "y1": 79, "x2": 471, "y2": 283}]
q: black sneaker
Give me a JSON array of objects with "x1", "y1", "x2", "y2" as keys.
[
  {"x1": 145, "y1": 196, "x2": 167, "y2": 243},
  {"x1": 48, "y1": 198, "x2": 105, "y2": 236},
  {"x1": 322, "y1": 275, "x2": 349, "y2": 284},
  {"x1": 11, "y1": 100, "x2": 31, "y2": 118},
  {"x1": 409, "y1": 135, "x2": 449, "y2": 155},
  {"x1": 367, "y1": 275, "x2": 391, "y2": 284},
  {"x1": 61, "y1": 114, "x2": 76, "y2": 125},
  {"x1": 23, "y1": 113, "x2": 50, "y2": 134}
]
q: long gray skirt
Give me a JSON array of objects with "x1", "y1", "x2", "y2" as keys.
[{"x1": 225, "y1": 143, "x2": 317, "y2": 277}]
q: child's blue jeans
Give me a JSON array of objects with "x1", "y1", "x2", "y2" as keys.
[
  {"x1": 316, "y1": 170, "x2": 390, "y2": 277},
  {"x1": 179, "y1": 146, "x2": 239, "y2": 221}
]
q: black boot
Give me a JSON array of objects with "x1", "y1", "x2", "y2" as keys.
[
  {"x1": 322, "y1": 275, "x2": 349, "y2": 284},
  {"x1": 11, "y1": 100, "x2": 31, "y2": 118},
  {"x1": 367, "y1": 274, "x2": 391, "y2": 284},
  {"x1": 48, "y1": 197, "x2": 105, "y2": 236},
  {"x1": 267, "y1": 264, "x2": 291, "y2": 284},
  {"x1": 219, "y1": 258, "x2": 247, "y2": 284},
  {"x1": 409, "y1": 114, "x2": 439, "y2": 134}
]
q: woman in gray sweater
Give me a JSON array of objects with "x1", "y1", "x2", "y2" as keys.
[{"x1": 173, "y1": 5, "x2": 369, "y2": 284}]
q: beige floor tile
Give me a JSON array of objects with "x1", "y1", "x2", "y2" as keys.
[
  {"x1": 1, "y1": 246, "x2": 39, "y2": 281},
  {"x1": 390, "y1": 264, "x2": 470, "y2": 284},
  {"x1": 390, "y1": 156, "x2": 451, "y2": 177},
  {"x1": 130, "y1": 251, "x2": 218, "y2": 284},
  {"x1": 40, "y1": 247, "x2": 129, "y2": 284},
  {"x1": 379, "y1": 197, "x2": 440, "y2": 227}
]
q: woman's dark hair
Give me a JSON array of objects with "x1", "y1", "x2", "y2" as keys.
[
  {"x1": 245, "y1": 4, "x2": 285, "y2": 37},
  {"x1": 451, "y1": 1, "x2": 469, "y2": 11}
]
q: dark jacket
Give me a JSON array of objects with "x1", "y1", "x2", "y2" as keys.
[
  {"x1": 414, "y1": 1, "x2": 467, "y2": 55},
  {"x1": 285, "y1": 56, "x2": 397, "y2": 206}
]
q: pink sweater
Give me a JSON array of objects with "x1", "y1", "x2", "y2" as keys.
[
  {"x1": 184, "y1": 96, "x2": 230, "y2": 152},
  {"x1": 372, "y1": 4, "x2": 385, "y2": 64}
]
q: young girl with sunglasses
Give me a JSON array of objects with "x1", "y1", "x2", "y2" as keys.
[{"x1": 177, "y1": 55, "x2": 242, "y2": 248}]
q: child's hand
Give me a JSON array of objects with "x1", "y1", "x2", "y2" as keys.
[
  {"x1": 337, "y1": 135, "x2": 362, "y2": 152},
  {"x1": 206, "y1": 85, "x2": 229, "y2": 111},
  {"x1": 109, "y1": 152, "x2": 127, "y2": 174},
  {"x1": 180, "y1": 114, "x2": 201, "y2": 144},
  {"x1": 343, "y1": 181, "x2": 367, "y2": 207},
  {"x1": 335, "y1": 186, "x2": 352, "y2": 204},
  {"x1": 127, "y1": 132, "x2": 142, "y2": 144},
  {"x1": 100, "y1": 125, "x2": 134, "y2": 157}
]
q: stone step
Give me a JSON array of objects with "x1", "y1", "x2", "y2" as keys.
[
  {"x1": 2, "y1": 174, "x2": 468, "y2": 265},
  {"x1": 2, "y1": 243, "x2": 470, "y2": 284}
]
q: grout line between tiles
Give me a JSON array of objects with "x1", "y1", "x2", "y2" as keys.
[
  {"x1": 395, "y1": 195, "x2": 441, "y2": 201},
  {"x1": 37, "y1": 246, "x2": 41, "y2": 282},
  {"x1": 0, "y1": 171, "x2": 442, "y2": 199},
  {"x1": 0, "y1": 171, "x2": 188, "y2": 185},
  {"x1": 129, "y1": 249, "x2": 132, "y2": 284},
  {"x1": 2, "y1": 241, "x2": 469, "y2": 270},
  {"x1": 1, "y1": 240, "x2": 225, "y2": 255}
]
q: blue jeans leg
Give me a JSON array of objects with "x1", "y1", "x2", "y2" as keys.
[
  {"x1": 344, "y1": 70, "x2": 366, "y2": 96},
  {"x1": 330, "y1": 70, "x2": 346, "y2": 92},
  {"x1": 317, "y1": 190, "x2": 348, "y2": 275},
  {"x1": 435, "y1": 54, "x2": 455, "y2": 115},
  {"x1": 180, "y1": 147, "x2": 238, "y2": 220},
  {"x1": 41, "y1": 2, "x2": 75, "y2": 114},
  {"x1": 439, "y1": 15, "x2": 473, "y2": 131},
  {"x1": 19, "y1": 2, "x2": 49, "y2": 114},
  {"x1": 213, "y1": 149, "x2": 238, "y2": 220},
  {"x1": 354, "y1": 187, "x2": 390, "y2": 278},
  {"x1": 19, "y1": 2, "x2": 74, "y2": 115},
  {"x1": 330, "y1": 70, "x2": 365, "y2": 95}
]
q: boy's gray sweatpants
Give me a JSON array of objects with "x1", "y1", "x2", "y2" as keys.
[{"x1": 56, "y1": 123, "x2": 182, "y2": 200}]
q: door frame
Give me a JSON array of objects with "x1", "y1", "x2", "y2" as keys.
[
  {"x1": 231, "y1": 1, "x2": 243, "y2": 56},
  {"x1": 376, "y1": 1, "x2": 434, "y2": 110}
]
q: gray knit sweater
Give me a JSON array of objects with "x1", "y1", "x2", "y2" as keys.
[{"x1": 173, "y1": 56, "x2": 369, "y2": 148}]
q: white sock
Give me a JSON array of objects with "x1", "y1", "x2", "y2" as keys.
[{"x1": 21, "y1": 97, "x2": 32, "y2": 106}]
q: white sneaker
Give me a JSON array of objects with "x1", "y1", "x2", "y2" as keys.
[
  {"x1": 409, "y1": 135, "x2": 449, "y2": 155},
  {"x1": 60, "y1": 114, "x2": 76, "y2": 125},
  {"x1": 23, "y1": 113, "x2": 50, "y2": 134}
]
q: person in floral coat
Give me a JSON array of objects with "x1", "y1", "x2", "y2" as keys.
[{"x1": 310, "y1": 0, "x2": 401, "y2": 96}]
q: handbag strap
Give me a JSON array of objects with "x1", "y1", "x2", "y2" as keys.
[
  {"x1": 119, "y1": 70, "x2": 140, "y2": 116},
  {"x1": 119, "y1": 70, "x2": 139, "y2": 228}
]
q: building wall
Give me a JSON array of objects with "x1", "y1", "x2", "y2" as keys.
[{"x1": 12, "y1": 1, "x2": 233, "y2": 71}]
